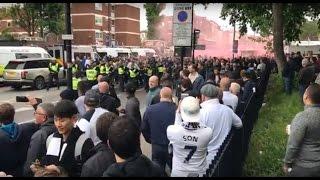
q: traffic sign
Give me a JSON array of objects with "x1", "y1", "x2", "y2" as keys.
[
  {"x1": 62, "y1": 34, "x2": 73, "y2": 40},
  {"x1": 172, "y1": 3, "x2": 193, "y2": 47},
  {"x1": 195, "y1": 44, "x2": 205, "y2": 50}
]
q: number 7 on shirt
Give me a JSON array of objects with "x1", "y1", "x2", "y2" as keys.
[{"x1": 184, "y1": 145, "x2": 197, "y2": 163}]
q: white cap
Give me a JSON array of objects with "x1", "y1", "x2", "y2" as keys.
[{"x1": 180, "y1": 96, "x2": 201, "y2": 123}]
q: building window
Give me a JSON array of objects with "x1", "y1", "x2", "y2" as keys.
[
  {"x1": 95, "y1": 15, "x2": 103, "y2": 26},
  {"x1": 7, "y1": 22, "x2": 11, "y2": 27},
  {"x1": 95, "y1": 3, "x2": 102, "y2": 11},
  {"x1": 111, "y1": 5, "x2": 115, "y2": 11},
  {"x1": 111, "y1": 20, "x2": 115, "y2": 26},
  {"x1": 111, "y1": 34, "x2": 115, "y2": 40},
  {"x1": 95, "y1": 31, "x2": 103, "y2": 40}
]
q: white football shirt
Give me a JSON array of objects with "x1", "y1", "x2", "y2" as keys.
[{"x1": 167, "y1": 123, "x2": 213, "y2": 177}]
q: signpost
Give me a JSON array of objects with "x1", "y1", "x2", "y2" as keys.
[
  {"x1": 172, "y1": 3, "x2": 193, "y2": 47},
  {"x1": 173, "y1": 3, "x2": 193, "y2": 70}
]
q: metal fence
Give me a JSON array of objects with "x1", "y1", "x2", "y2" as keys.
[{"x1": 204, "y1": 62, "x2": 272, "y2": 177}]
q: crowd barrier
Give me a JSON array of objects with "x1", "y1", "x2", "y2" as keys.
[{"x1": 204, "y1": 62, "x2": 272, "y2": 177}]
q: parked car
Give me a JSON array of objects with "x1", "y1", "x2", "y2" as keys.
[{"x1": 3, "y1": 58, "x2": 65, "y2": 90}]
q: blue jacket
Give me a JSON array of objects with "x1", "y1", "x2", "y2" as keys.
[
  {"x1": 141, "y1": 101, "x2": 176, "y2": 145},
  {"x1": 0, "y1": 122, "x2": 38, "y2": 176}
]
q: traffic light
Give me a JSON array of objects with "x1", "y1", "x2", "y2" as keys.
[{"x1": 193, "y1": 29, "x2": 200, "y2": 48}]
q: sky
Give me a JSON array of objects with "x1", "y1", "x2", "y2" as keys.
[{"x1": 132, "y1": 3, "x2": 256, "y2": 35}]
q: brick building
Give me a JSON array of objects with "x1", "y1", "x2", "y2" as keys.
[
  {"x1": 71, "y1": 3, "x2": 141, "y2": 47},
  {"x1": 0, "y1": 3, "x2": 141, "y2": 47}
]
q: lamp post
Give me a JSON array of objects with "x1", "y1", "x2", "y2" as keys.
[{"x1": 64, "y1": 3, "x2": 72, "y2": 90}]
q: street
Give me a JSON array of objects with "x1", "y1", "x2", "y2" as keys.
[{"x1": 0, "y1": 85, "x2": 151, "y2": 158}]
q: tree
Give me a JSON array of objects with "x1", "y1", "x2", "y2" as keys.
[
  {"x1": 0, "y1": 28, "x2": 14, "y2": 40},
  {"x1": 299, "y1": 21, "x2": 320, "y2": 40},
  {"x1": 220, "y1": 3, "x2": 320, "y2": 72},
  {"x1": 144, "y1": 3, "x2": 165, "y2": 39},
  {"x1": 9, "y1": 3, "x2": 64, "y2": 37}
]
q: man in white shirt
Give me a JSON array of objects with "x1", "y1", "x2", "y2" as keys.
[
  {"x1": 220, "y1": 77, "x2": 238, "y2": 111},
  {"x1": 199, "y1": 83, "x2": 243, "y2": 169},
  {"x1": 167, "y1": 96, "x2": 213, "y2": 177}
]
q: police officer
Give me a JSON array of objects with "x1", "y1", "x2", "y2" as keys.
[
  {"x1": 144, "y1": 64, "x2": 154, "y2": 92},
  {"x1": 47, "y1": 59, "x2": 61, "y2": 91},
  {"x1": 117, "y1": 62, "x2": 126, "y2": 92},
  {"x1": 72, "y1": 62, "x2": 80, "y2": 76},
  {"x1": 99, "y1": 61, "x2": 106, "y2": 76},
  {"x1": 72, "y1": 71, "x2": 82, "y2": 100},
  {"x1": 105, "y1": 61, "x2": 114, "y2": 84},
  {"x1": 128, "y1": 64, "x2": 139, "y2": 87},
  {"x1": 157, "y1": 62, "x2": 165, "y2": 80},
  {"x1": 86, "y1": 64, "x2": 98, "y2": 87}
]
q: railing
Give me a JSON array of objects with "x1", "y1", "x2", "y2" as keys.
[{"x1": 204, "y1": 62, "x2": 272, "y2": 177}]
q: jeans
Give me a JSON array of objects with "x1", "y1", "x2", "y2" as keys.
[
  {"x1": 299, "y1": 84, "x2": 307, "y2": 102},
  {"x1": 151, "y1": 144, "x2": 172, "y2": 173},
  {"x1": 283, "y1": 77, "x2": 292, "y2": 94}
]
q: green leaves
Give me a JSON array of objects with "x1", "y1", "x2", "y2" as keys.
[
  {"x1": 144, "y1": 3, "x2": 165, "y2": 40},
  {"x1": 8, "y1": 3, "x2": 64, "y2": 37}
]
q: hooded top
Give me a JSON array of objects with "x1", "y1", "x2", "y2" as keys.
[{"x1": 0, "y1": 122, "x2": 38, "y2": 176}]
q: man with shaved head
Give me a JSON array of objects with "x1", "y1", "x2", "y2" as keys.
[
  {"x1": 146, "y1": 75, "x2": 161, "y2": 106},
  {"x1": 141, "y1": 87, "x2": 177, "y2": 174}
]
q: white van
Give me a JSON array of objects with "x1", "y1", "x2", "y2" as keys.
[
  {"x1": 130, "y1": 48, "x2": 156, "y2": 57},
  {"x1": 0, "y1": 46, "x2": 52, "y2": 80},
  {"x1": 96, "y1": 47, "x2": 131, "y2": 58}
]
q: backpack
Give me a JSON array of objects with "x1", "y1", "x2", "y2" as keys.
[{"x1": 46, "y1": 133, "x2": 88, "y2": 161}]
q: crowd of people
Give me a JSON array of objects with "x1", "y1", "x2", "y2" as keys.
[
  {"x1": 0, "y1": 53, "x2": 285, "y2": 177},
  {"x1": 282, "y1": 52, "x2": 320, "y2": 177}
]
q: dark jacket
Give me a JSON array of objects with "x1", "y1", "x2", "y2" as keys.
[
  {"x1": 192, "y1": 74, "x2": 205, "y2": 94},
  {"x1": 82, "y1": 109, "x2": 95, "y2": 122},
  {"x1": 41, "y1": 126, "x2": 94, "y2": 177},
  {"x1": 141, "y1": 101, "x2": 176, "y2": 145},
  {"x1": 282, "y1": 60, "x2": 295, "y2": 78},
  {"x1": 102, "y1": 154, "x2": 165, "y2": 177},
  {"x1": 298, "y1": 65, "x2": 316, "y2": 86},
  {"x1": 241, "y1": 79, "x2": 256, "y2": 103},
  {"x1": 23, "y1": 118, "x2": 56, "y2": 177},
  {"x1": 99, "y1": 93, "x2": 121, "y2": 115},
  {"x1": 125, "y1": 95, "x2": 141, "y2": 129},
  {"x1": 0, "y1": 122, "x2": 38, "y2": 177},
  {"x1": 81, "y1": 142, "x2": 116, "y2": 177}
]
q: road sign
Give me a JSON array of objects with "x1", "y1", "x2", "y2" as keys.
[
  {"x1": 62, "y1": 34, "x2": 73, "y2": 40},
  {"x1": 233, "y1": 40, "x2": 238, "y2": 53},
  {"x1": 172, "y1": 3, "x2": 193, "y2": 47},
  {"x1": 195, "y1": 44, "x2": 205, "y2": 50}
]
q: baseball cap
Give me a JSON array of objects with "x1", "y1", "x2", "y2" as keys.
[
  {"x1": 84, "y1": 89, "x2": 100, "y2": 107},
  {"x1": 180, "y1": 96, "x2": 201, "y2": 123}
]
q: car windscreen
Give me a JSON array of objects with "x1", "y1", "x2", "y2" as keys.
[{"x1": 5, "y1": 61, "x2": 25, "y2": 70}]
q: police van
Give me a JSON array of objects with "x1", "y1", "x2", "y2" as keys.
[
  {"x1": 0, "y1": 46, "x2": 52, "y2": 82},
  {"x1": 130, "y1": 48, "x2": 156, "y2": 57}
]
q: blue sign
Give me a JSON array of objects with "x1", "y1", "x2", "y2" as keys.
[{"x1": 177, "y1": 11, "x2": 188, "y2": 22}]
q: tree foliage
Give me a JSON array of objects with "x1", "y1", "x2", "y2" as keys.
[
  {"x1": 144, "y1": 3, "x2": 165, "y2": 39},
  {"x1": 220, "y1": 3, "x2": 320, "y2": 71},
  {"x1": 299, "y1": 21, "x2": 320, "y2": 40},
  {"x1": 9, "y1": 3, "x2": 64, "y2": 37}
]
